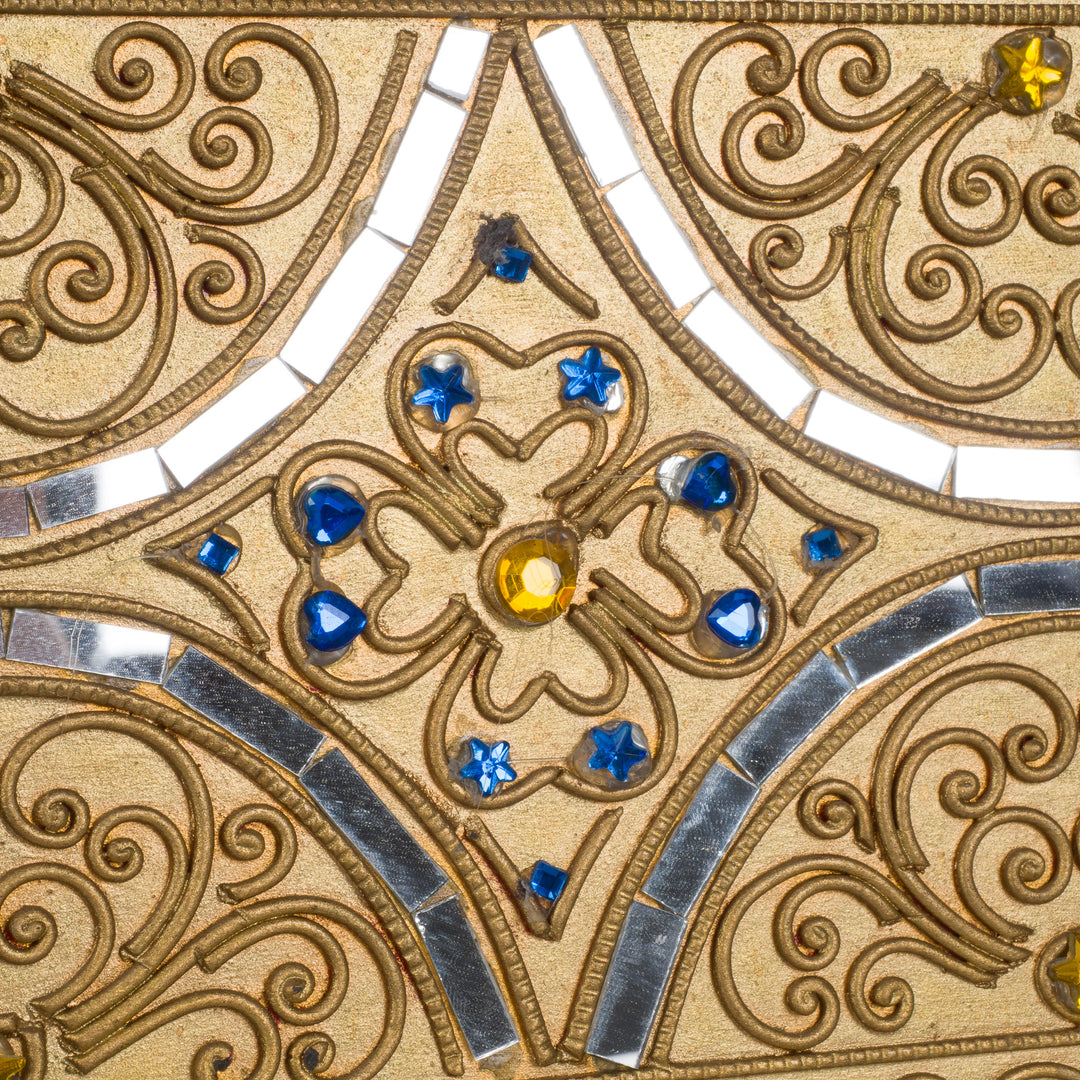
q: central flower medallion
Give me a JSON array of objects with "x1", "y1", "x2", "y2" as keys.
[{"x1": 488, "y1": 528, "x2": 578, "y2": 625}]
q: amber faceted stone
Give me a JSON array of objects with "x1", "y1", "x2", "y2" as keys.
[{"x1": 494, "y1": 536, "x2": 577, "y2": 624}]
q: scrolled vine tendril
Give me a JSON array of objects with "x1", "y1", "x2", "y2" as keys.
[
  {"x1": 139, "y1": 23, "x2": 338, "y2": 225},
  {"x1": 217, "y1": 804, "x2": 298, "y2": 904},
  {"x1": 148, "y1": 107, "x2": 272, "y2": 206},
  {"x1": 184, "y1": 224, "x2": 266, "y2": 325},
  {"x1": 0, "y1": 862, "x2": 115, "y2": 1017},
  {"x1": 797, "y1": 779, "x2": 876, "y2": 852},
  {"x1": 954, "y1": 807, "x2": 1073, "y2": 942},
  {"x1": 798, "y1": 27, "x2": 939, "y2": 132},
  {"x1": 0, "y1": 120, "x2": 65, "y2": 258},
  {"x1": 7, "y1": 23, "x2": 196, "y2": 133},
  {"x1": 922, "y1": 99, "x2": 1021, "y2": 247},
  {"x1": 85, "y1": 805, "x2": 190, "y2": 961},
  {"x1": 748, "y1": 223, "x2": 848, "y2": 300},
  {"x1": 1025, "y1": 165, "x2": 1080, "y2": 245},
  {"x1": 0, "y1": 301, "x2": 46, "y2": 363},
  {"x1": 26, "y1": 168, "x2": 149, "y2": 346},
  {"x1": 845, "y1": 937, "x2": 993, "y2": 1034}
]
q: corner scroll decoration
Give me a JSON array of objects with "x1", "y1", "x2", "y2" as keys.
[
  {"x1": 711, "y1": 661, "x2": 1079, "y2": 1051},
  {"x1": 0, "y1": 20, "x2": 337, "y2": 449}
]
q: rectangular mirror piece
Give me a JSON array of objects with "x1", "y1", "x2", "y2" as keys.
[
  {"x1": 301, "y1": 748, "x2": 448, "y2": 910},
  {"x1": 7, "y1": 608, "x2": 171, "y2": 682},
  {"x1": 979, "y1": 560, "x2": 1080, "y2": 614},
  {"x1": 164, "y1": 647, "x2": 324, "y2": 774},
  {"x1": 835, "y1": 575, "x2": 982, "y2": 687},
  {"x1": 586, "y1": 900, "x2": 687, "y2": 1068},
  {"x1": 28, "y1": 448, "x2": 170, "y2": 528},
  {"x1": 158, "y1": 359, "x2": 306, "y2": 488},
  {"x1": 727, "y1": 651, "x2": 853, "y2": 784},
  {"x1": 643, "y1": 763, "x2": 758, "y2": 917},
  {"x1": 414, "y1": 895, "x2": 519, "y2": 1061}
]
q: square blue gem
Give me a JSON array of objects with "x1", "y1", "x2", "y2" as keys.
[
  {"x1": 803, "y1": 527, "x2": 843, "y2": 567},
  {"x1": 492, "y1": 246, "x2": 532, "y2": 283},
  {"x1": 197, "y1": 532, "x2": 240, "y2": 575},
  {"x1": 529, "y1": 860, "x2": 567, "y2": 903}
]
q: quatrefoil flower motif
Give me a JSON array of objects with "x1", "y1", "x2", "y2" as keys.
[{"x1": 274, "y1": 325, "x2": 785, "y2": 809}]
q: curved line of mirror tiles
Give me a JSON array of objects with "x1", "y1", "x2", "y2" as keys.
[
  {"x1": 1, "y1": 558, "x2": 1076, "y2": 1068},
  {"x1": 5, "y1": 21, "x2": 1080, "y2": 540},
  {"x1": 535, "y1": 24, "x2": 1080, "y2": 506},
  {"x1": 0, "y1": 24, "x2": 492, "y2": 536},
  {"x1": 584, "y1": 559, "x2": 1079, "y2": 1069}
]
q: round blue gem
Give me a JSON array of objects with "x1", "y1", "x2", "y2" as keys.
[
  {"x1": 303, "y1": 485, "x2": 365, "y2": 547},
  {"x1": 492, "y1": 246, "x2": 532, "y2": 283},
  {"x1": 459, "y1": 738, "x2": 516, "y2": 797},
  {"x1": 803, "y1": 527, "x2": 844, "y2": 566},
  {"x1": 303, "y1": 590, "x2": 367, "y2": 653},
  {"x1": 705, "y1": 588, "x2": 765, "y2": 650},
  {"x1": 196, "y1": 532, "x2": 239, "y2": 575},
  {"x1": 680, "y1": 452, "x2": 737, "y2": 512},
  {"x1": 529, "y1": 861, "x2": 568, "y2": 903},
  {"x1": 588, "y1": 721, "x2": 648, "y2": 782}
]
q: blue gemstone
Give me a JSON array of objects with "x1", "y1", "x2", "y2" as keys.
[
  {"x1": 559, "y1": 346, "x2": 622, "y2": 408},
  {"x1": 492, "y1": 246, "x2": 532, "y2": 283},
  {"x1": 459, "y1": 738, "x2": 516, "y2": 797},
  {"x1": 303, "y1": 485, "x2": 365, "y2": 547},
  {"x1": 529, "y1": 860, "x2": 568, "y2": 903},
  {"x1": 705, "y1": 588, "x2": 765, "y2": 650},
  {"x1": 196, "y1": 532, "x2": 239, "y2": 575},
  {"x1": 303, "y1": 590, "x2": 367, "y2": 653},
  {"x1": 803, "y1": 527, "x2": 844, "y2": 566},
  {"x1": 412, "y1": 363, "x2": 474, "y2": 425},
  {"x1": 680, "y1": 452, "x2": 737, "y2": 512},
  {"x1": 588, "y1": 721, "x2": 648, "y2": 783}
]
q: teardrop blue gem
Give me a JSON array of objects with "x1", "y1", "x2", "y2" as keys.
[
  {"x1": 303, "y1": 590, "x2": 367, "y2": 653},
  {"x1": 303, "y1": 486, "x2": 365, "y2": 546}
]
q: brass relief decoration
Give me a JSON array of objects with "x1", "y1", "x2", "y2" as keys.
[{"x1": 0, "y1": 5, "x2": 1079, "y2": 1080}]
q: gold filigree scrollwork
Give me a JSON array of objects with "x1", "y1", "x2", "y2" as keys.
[
  {"x1": 659, "y1": 20, "x2": 1080, "y2": 424},
  {"x1": 0, "y1": 19, "x2": 337, "y2": 454},
  {"x1": 710, "y1": 659, "x2": 1079, "y2": 1051},
  {"x1": 0, "y1": 700, "x2": 408, "y2": 1080}
]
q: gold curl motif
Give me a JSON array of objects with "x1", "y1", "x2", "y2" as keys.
[{"x1": 0, "y1": 695, "x2": 411, "y2": 1080}]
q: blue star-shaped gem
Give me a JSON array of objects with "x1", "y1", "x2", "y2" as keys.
[
  {"x1": 412, "y1": 363, "x2": 475, "y2": 425},
  {"x1": 559, "y1": 346, "x2": 621, "y2": 408},
  {"x1": 459, "y1": 738, "x2": 516, "y2": 797},
  {"x1": 588, "y1": 722, "x2": 648, "y2": 782}
]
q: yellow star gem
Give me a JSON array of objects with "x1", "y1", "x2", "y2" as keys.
[
  {"x1": 1049, "y1": 932, "x2": 1080, "y2": 1008},
  {"x1": 996, "y1": 35, "x2": 1064, "y2": 110},
  {"x1": 0, "y1": 1056, "x2": 24, "y2": 1080}
]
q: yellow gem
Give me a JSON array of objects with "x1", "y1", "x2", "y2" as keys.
[
  {"x1": 995, "y1": 35, "x2": 1063, "y2": 111},
  {"x1": 494, "y1": 536, "x2": 577, "y2": 624},
  {"x1": 0, "y1": 1057, "x2": 24, "y2": 1080},
  {"x1": 1049, "y1": 932, "x2": 1080, "y2": 1008}
]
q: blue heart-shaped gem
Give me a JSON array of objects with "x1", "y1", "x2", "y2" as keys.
[
  {"x1": 303, "y1": 590, "x2": 367, "y2": 653},
  {"x1": 705, "y1": 588, "x2": 765, "y2": 649},
  {"x1": 303, "y1": 485, "x2": 366, "y2": 547},
  {"x1": 680, "y1": 452, "x2": 737, "y2": 512}
]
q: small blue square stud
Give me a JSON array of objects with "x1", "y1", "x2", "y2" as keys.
[
  {"x1": 803, "y1": 527, "x2": 844, "y2": 568},
  {"x1": 492, "y1": 246, "x2": 532, "y2": 283},
  {"x1": 196, "y1": 532, "x2": 240, "y2": 575},
  {"x1": 529, "y1": 861, "x2": 568, "y2": 904}
]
